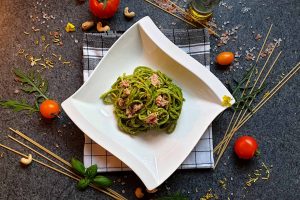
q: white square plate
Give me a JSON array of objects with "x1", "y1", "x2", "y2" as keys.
[{"x1": 62, "y1": 16, "x2": 234, "y2": 190}]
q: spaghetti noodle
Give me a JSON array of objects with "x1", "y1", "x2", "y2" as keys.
[{"x1": 100, "y1": 66, "x2": 184, "y2": 135}]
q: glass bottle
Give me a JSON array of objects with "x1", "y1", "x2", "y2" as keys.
[{"x1": 189, "y1": 0, "x2": 220, "y2": 21}]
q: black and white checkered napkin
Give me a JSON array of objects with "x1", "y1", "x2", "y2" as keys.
[{"x1": 82, "y1": 29, "x2": 214, "y2": 171}]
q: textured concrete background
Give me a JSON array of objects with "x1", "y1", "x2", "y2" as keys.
[{"x1": 0, "y1": 0, "x2": 299, "y2": 199}]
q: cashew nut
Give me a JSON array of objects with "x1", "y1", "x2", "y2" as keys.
[
  {"x1": 96, "y1": 22, "x2": 110, "y2": 32},
  {"x1": 20, "y1": 154, "x2": 33, "y2": 166},
  {"x1": 124, "y1": 7, "x2": 135, "y2": 19},
  {"x1": 82, "y1": 20, "x2": 95, "y2": 31}
]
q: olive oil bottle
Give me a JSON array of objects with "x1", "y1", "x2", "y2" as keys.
[{"x1": 189, "y1": 0, "x2": 220, "y2": 21}]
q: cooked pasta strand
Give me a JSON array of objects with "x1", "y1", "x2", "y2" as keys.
[{"x1": 101, "y1": 66, "x2": 184, "y2": 135}]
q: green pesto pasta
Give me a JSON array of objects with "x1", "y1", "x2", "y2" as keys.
[{"x1": 100, "y1": 66, "x2": 184, "y2": 135}]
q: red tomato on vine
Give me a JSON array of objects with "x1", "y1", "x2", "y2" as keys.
[{"x1": 89, "y1": 0, "x2": 120, "y2": 19}]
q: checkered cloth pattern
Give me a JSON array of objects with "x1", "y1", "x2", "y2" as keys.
[{"x1": 82, "y1": 29, "x2": 214, "y2": 171}]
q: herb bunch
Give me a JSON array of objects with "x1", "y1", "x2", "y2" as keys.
[
  {"x1": 229, "y1": 67, "x2": 266, "y2": 112},
  {"x1": 0, "y1": 69, "x2": 49, "y2": 113},
  {"x1": 71, "y1": 158, "x2": 112, "y2": 190}
]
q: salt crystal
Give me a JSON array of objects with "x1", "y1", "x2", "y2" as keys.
[{"x1": 241, "y1": 7, "x2": 251, "y2": 13}]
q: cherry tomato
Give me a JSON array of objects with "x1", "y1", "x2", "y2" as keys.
[
  {"x1": 39, "y1": 99, "x2": 60, "y2": 119},
  {"x1": 89, "y1": 0, "x2": 120, "y2": 19},
  {"x1": 216, "y1": 52, "x2": 235, "y2": 66},
  {"x1": 234, "y1": 136, "x2": 258, "y2": 159}
]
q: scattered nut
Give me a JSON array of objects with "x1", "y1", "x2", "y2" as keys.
[
  {"x1": 82, "y1": 20, "x2": 94, "y2": 31},
  {"x1": 124, "y1": 7, "x2": 135, "y2": 19},
  {"x1": 134, "y1": 187, "x2": 144, "y2": 199},
  {"x1": 146, "y1": 188, "x2": 158, "y2": 193},
  {"x1": 96, "y1": 22, "x2": 110, "y2": 32},
  {"x1": 20, "y1": 154, "x2": 33, "y2": 166}
]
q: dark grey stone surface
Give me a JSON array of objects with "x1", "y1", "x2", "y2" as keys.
[{"x1": 0, "y1": 0, "x2": 299, "y2": 199}]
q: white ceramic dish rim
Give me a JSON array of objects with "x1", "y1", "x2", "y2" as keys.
[{"x1": 62, "y1": 16, "x2": 235, "y2": 190}]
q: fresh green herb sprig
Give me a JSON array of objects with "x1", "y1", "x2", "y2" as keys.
[
  {"x1": 229, "y1": 67, "x2": 266, "y2": 112},
  {"x1": 0, "y1": 99, "x2": 39, "y2": 113},
  {"x1": 71, "y1": 158, "x2": 112, "y2": 190},
  {"x1": 0, "y1": 69, "x2": 49, "y2": 113},
  {"x1": 14, "y1": 68, "x2": 48, "y2": 101}
]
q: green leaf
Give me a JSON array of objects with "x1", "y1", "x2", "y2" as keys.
[
  {"x1": 85, "y1": 164, "x2": 98, "y2": 179},
  {"x1": 77, "y1": 178, "x2": 91, "y2": 190},
  {"x1": 0, "y1": 99, "x2": 38, "y2": 113},
  {"x1": 232, "y1": 66, "x2": 255, "y2": 96},
  {"x1": 21, "y1": 86, "x2": 36, "y2": 93},
  {"x1": 71, "y1": 158, "x2": 86, "y2": 176},
  {"x1": 13, "y1": 68, "x2": 48, "y2": 100},
  {"x1": 93, "y1": 175, "x2": 112, "y2": 187}
]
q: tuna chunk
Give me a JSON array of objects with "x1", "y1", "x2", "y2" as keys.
[
  {"x1": 117, "y1": 98, "x2": 125, "y2": 108},
  {"x1": 145, "y1": 112, "x2": 158, "y2": 125},
  {"x1": 123, "y1": 88, "x2": 131, "y2": 96},
  {"x1": 132, "y1": 103, "x2": 143, "y2": 113},
  {"x1": 119, "y1": 80, "x2": 130, "y2": 88},
  {"x1": 150, "y1": 73, "x2": 160, "y2": 87},
  {"x1": 155, "y1": 95, "x2": 169, "y2": 107},
  {"x1": 125, "y1": 103, "x2": 143, "y2": 118}
]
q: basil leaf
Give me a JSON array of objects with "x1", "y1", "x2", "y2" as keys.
[
  {"x1": 85, "y1": 164, "x2": 98, "y2": 179},
  {"x1": 71, "y1": 158, "x2": 86, "y2": 176},
  {"x1": 77, "y1": 178, "x2": 91, "y2": 190},
  {"x1": 93, "y1": 175, "x2": 113, "y2": 187}
]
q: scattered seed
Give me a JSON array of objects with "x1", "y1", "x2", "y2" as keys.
[
  {"x1": 200, "y1": 189, "x2": 219, "y2": 200},
  {"x1": 261, "y1": 162, "x2": 270, "y2": 180},
  {"x1": 45, "y1": 58, "x2": 54, "y2": 68},
  {"x1": 41, "y1": 35, "x2": 46, "y2": 42},
  {"x1": 18, "y1": 49, "x2": 25, "y2": 55},
  {"x1": 44, "y1": 44, "x2": 50, "y2": 52},
  {"x1": 39, "y1": 63, "x2": 47, "y2": 68},
  {"x1": 32, "y1": 26, "x2": 40, "y2": 32},
  {"x1": 218, "y1": 178, "x2": 227, "y2": 190}
]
